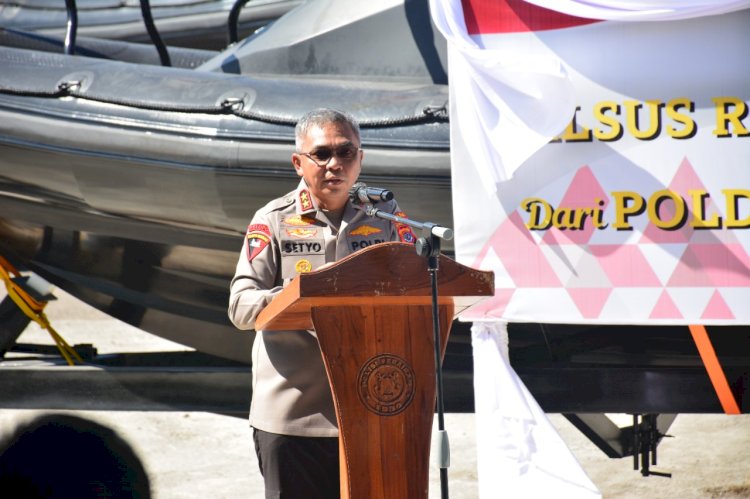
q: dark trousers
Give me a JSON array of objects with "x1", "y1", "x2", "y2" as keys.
[{"x1": 253, "y1": 428, "x2": 340, "y2": 499}]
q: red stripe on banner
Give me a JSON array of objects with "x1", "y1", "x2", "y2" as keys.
[{"x1": 462, "y1": 0, "x2": 600, "y2": 34}]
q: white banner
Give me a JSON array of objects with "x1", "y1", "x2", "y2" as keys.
[
  {"x1": 472, "y1": 321, "x2": 600, "y2": 498},
  {"x1": 430, "y1": 3, "x2": 749, "y2": 496},
  {"x1": 436, "y1": 0, "x2": 750, "y2": 325}
]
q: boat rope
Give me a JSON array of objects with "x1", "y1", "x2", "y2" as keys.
[
  {"x1": 0, "y1": 82, "x2": 449, "y2": 128},
  {"x1": 63, "y1": 0, "x2": 77, "y2": 56},
  {"x1": 0, "y1": 256, "x2": 83, "y2": 366},
  {"x1": 139, "y1": 0, "x2": 171, "y2": 67},
  {"x1": 227, "y1": 0, "x2": 251, "y2": 45},
  {"x1": 0, "y1": 0, "x2": 222, "y2": 13}
]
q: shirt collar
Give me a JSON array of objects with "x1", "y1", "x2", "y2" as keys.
[{"x1": 293, "y1": 179, "x2": 366, "y2": 226}]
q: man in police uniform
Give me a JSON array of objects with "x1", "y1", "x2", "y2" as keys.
[{"x1": 228, "y1": 108, "x2": 415, "y2": 498}]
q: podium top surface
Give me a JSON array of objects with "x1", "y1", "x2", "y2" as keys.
[{"x1": 256, "y1": 242, "x2": 494, "y2": 331}]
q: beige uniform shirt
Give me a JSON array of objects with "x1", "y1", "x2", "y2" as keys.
[{"x1": 228, "y1": 180, "x2": 415, "y2": 437}]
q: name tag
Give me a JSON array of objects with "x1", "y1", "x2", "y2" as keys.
[{"x1": 281, "y1": 240, "x2": 324, "y2": 255}]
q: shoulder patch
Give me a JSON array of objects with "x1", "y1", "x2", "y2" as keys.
[
  {"x1": 246, "y1": 224, "x2": 271, "y2": 262},
  {"x1": 394, "y1": 212, "x2": 417, "y2": 244},
  {"x1": 350, "y1": 225, "x2": 382, "y2": 237}
]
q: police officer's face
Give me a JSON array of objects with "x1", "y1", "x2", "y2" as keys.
[{"x1": 292, "y1": 122, "x2": 363, "y2": 212}]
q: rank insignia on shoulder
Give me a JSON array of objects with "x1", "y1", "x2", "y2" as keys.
[
  {"x1": 394, "y1": 212, "x2": 416, "y2": 244},
  {"x1": 295, "y1": 259, "x2": 313, "y2": 273},
  {"x1": 350, "y1": 225, "x2": 382, "y2": 237},
  {"x1": 299, "y1": 189, "x2": 314, "y2": 211},
  {"x1": 246, "y1": 224, "x2": 271, "y2": 262},
  {"x1": 286, "y1": 228, "x2": 318, "y2": 239},
  {"x1": 283, "y1": 215, "x2": 317, "y2": 227}
]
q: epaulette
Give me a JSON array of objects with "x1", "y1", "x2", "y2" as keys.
[{"x1": 256, "y1": 190, "x2": 296, "y2": 216}]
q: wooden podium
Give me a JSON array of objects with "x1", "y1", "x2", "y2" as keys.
[{"x1": 256, "y1": 242, "x2": 493, "y2": 498}]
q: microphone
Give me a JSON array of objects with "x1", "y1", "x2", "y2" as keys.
[{"x1": 349, "y1": 182, "x2": 394, "y2": 204}]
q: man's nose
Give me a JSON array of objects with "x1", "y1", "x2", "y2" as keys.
[{"x1": 326, "y1": 159, "x2": 343, "y2": 171}]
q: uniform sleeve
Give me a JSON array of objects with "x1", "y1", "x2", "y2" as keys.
[{"x1": 228, "y1": 212, "x2": 283, "y2": 331}]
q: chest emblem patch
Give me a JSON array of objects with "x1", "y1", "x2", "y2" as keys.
[
  {"x1": 284, "y1": 214, "x2": 317, "y2": 226},
  {"x1": 286, "y1": 228, "x2": 318, "y2": 239},
  {"x1": 295, "y1": 259, "x2": 313, "y2": 273},
  {"x1": 350, "y1": 225, "x2": 382, "y2": 237},
  {"x1": 246, "y1": 224, "x2": 271, "y2": 262}
]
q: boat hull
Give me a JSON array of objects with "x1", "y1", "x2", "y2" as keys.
[{"x1": 0, "y1": 43, "x2": 452, "y2": 362}]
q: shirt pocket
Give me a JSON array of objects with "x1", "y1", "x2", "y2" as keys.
[
  {"x1": 347, "y1": 223, "x2": 389, "y2": 252},
  {"x1": 280, "y1": 239, "x2": 326, "y2": 281}
]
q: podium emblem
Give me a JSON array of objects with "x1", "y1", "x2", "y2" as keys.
[{"x1": 357, "y1": 354, "x2": 415, "y2": 416}]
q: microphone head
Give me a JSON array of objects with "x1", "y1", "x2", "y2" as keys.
[{"x1": 348, "y1": 182, "x2": 394, "y2": 203}]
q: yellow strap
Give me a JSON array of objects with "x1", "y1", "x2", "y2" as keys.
[
  {"x1": 0, "y1": 256, "x2": 83, "y2": 365},
  {"x1": 0, "y1": 256, "x2": 45, "y2": 313}
]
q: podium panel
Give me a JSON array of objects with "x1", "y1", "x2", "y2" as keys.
[{"x1": 312, "y1": 303, "x2": 453, "y2": 498}]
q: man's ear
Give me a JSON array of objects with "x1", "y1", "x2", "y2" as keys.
[{"x1": 291, "y1": 154, "x2": 303, "y2": 176}]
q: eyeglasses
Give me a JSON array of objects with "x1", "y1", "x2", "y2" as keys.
[{"x1": 299, "y1": 145, "x2": 361, "y2": 167}]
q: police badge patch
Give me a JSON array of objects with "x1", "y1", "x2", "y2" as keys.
[
  {"x1": 394, "y1": 212, "x2": 417, "y2": 244},
  {"x1": 295, "y1": 259, "x2": 313, "y2": 273},
  {"x1": 246, "y1": 224, "x2": 271, "y2": 262}
]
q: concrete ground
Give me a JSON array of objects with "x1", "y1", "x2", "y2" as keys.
[{"x1": 1, "y1": 289, "x2": 749, "y2": 498}]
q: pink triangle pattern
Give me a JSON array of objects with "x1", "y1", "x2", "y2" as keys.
[
  {"x1": 470, "y1": 156, "x2": 750, "y2": 322},
  {"x1": 640, "y1": 157, "x2": 702, "y2": 244},
  {"x1": 690, "y1": 226, "x2": 740, "y2": 244},
  {"x1": 666, "y1": 246, "x2": 716, "y2": 287},
  {"x1": 541, "y1": 166, "x2": 608, "y2": 246},
  {"x1": 566, "y1": 288, "x2": 612, "y2": 319},
  {"x1": 462, "y1": 289, "x2": 516, "y2": 320},
  {"x1": 649, "y1": 290, "x2": 684, "y2": 319},
  {"x1": 588, "y1": 245, "x2": 662, "y2": 287},
  {"x1": 475, "y1": 211, "x2": 562, "y2": 287},
  {"x1": 689, "y1": 244, "x2": 750, "y2": 287},
  {"x1": 701, "y1": 290, "x2": 735, "y2": 320}
]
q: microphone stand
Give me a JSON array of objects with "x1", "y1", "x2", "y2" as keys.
[{"x1": 356, "y1": 202, "x2": 453, "y2": 499}]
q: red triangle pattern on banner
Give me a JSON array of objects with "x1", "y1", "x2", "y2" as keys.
[
  {"x1": 477, "y1": 156, "x2": 750, "y2": 321},
  {"x1": 701, "y1": 290, "x2": 735, "y2": 320},
  {"x1": 649, "y1": 291, "x2": 683, "y2": 319}
]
